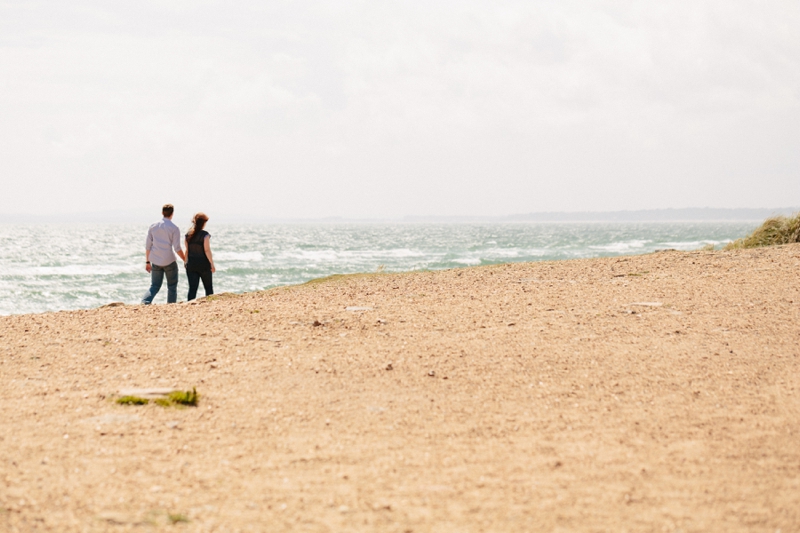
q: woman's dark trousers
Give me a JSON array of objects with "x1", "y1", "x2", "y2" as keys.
[{"x1": 187, "y1": 270, "x2": 213, "y2": 301}]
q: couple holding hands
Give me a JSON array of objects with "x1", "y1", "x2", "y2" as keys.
[{"x1": 142, "y1": 204, "x2": 215, "y2": 304}]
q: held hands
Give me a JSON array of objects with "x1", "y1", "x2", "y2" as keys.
[{"x1": 145, "y1": 262, "x2": 152, "y2": 273}]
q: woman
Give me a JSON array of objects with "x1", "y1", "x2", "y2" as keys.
[{"x1": 184, "y1": 212, "x2": 215, "y2": 301}]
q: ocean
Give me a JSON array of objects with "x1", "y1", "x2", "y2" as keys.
[{"x1": 0, "y1": 221, "x2": 757, "y2": 316}]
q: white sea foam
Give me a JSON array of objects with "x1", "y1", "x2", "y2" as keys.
[
  {"x1": 214, "y1": 251, "x2": 264, "y2": 262},
  {"x1": 25, "y1": 264, "x2": 137, "y2": 276},
  {"x1": 383, "y1": 248, "x2": 426, "y2": 258},
  {"x1": 451, "y1": 256, "x2": 482, "y2": 266},
  {"x1": 590, "y1": 239, "x2": 651, "y2": 253}
]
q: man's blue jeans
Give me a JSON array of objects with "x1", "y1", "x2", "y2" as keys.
[{"x1": 142, "y1": 261, "x2": 179, "y2": 304}]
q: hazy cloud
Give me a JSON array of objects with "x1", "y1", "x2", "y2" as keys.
[{"x1": 1, "y1": 0, "x2": 798, "y2": 217}]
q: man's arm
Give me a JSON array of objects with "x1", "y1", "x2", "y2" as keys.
[
  {"x1": 172, "y1": 226, "x2": 186, "y2": 262},
  {"x1": 145, "y1": 228, "x2": 153, "y2": 272}
]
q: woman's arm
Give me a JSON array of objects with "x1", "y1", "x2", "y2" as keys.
[
  {"x1": 204, "y1": 235, "x2": 215, "y2": 273},
  {"x1": 184, "y1": 239, "x2": 189, "y2": 265}
]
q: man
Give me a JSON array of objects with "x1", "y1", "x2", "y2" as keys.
[{"x1": 142, "y1": 204, "x2": 186, "y2": 304}]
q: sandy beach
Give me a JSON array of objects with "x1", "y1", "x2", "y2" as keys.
[{"x1": 1, "y1": 245, "x2": 799, "y2": 532}]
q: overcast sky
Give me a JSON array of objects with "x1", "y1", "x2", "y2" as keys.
[{"x1": 1, "y1": 1, "x2": 798, "y2": 219}]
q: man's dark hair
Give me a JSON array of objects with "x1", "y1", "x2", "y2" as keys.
[{"x1": 162, "y1": 204, "x2": 174, "y2": 217}]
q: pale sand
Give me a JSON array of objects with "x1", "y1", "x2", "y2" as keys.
[{"x1": 1, "y1": 245, "x2": 799, "y2": 532}]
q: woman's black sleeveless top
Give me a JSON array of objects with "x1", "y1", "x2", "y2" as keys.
[{"x1": 185, "y1": 230, "x2": 211, "y2": 272}]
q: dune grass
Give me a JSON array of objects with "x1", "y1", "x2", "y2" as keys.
[{"x1": 725, "y1": 213, "x2": 800, "y2": 250}]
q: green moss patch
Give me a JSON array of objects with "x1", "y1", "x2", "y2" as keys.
[
  {"x1": 116, "y1": 396, "x2": 149, "y2": 405},
  {"x1": 168, "y1": 513, "x2": 190, "y2": 524},
  {"x1": 303, "y1": 273, "x2": 352, "y2": 285},
  {"x1": 116, "y1": 388, "x2": 199, "y2": 407},
  {"x1": 168, "y1": 388, "x2": 199, "y2": 406}
]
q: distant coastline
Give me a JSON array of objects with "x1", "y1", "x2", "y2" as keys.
[
  {"x1": 0, "y1": 207, "x2": 796, "y2": 225},
  {"x1": 406, "y1": 207, "x2": 799, "y2": 223}
]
